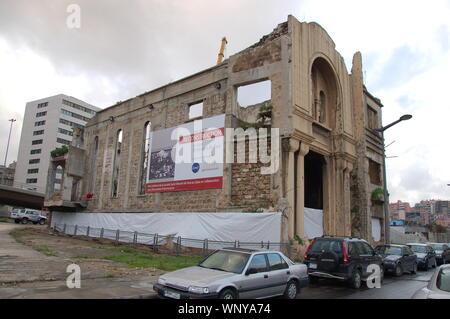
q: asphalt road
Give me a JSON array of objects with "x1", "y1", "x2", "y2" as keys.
[{"x1": 298, "y1": 268, "x2": 435, "y2": 299}]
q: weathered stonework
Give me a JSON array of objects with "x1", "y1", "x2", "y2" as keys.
[{"x1": 45, "y1": 15, "x2": 387, "y2": 254}]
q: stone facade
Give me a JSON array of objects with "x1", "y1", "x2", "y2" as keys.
[{"x1": 44, "y1": 15, "x2": 386, "y2": 252}]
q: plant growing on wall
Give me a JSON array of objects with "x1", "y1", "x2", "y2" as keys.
[
  {"x1": 294, "y1": 235, "x2": 304, "y2": 246},
  {"x1": 50, "y1": 145, "x2": 69, "y2": 158},
  {"x1": 371, "y1": 188, "x2": 384, "y2": 201},
  {"x1": 241, "y1": 102, "x2": 273, "y2": 130}
]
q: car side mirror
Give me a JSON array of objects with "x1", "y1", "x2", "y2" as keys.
[{"x1": 245, "y1": 268, "x2": 257, "y2": 276}]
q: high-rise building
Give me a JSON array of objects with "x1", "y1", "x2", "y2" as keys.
[
  {"x1": 389, "y1": 200, "x2": 412, "y2": 221},
  {"x1": 14, "y1": 94, "x2": 100, "y2": 193}
]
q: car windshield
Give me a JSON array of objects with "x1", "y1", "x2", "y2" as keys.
[
  {"x1": 310, "y1": 240, "x2": 342, "y2": 255},
  {"x1": 409, "y1": 245, "x2": 427, "y2": 253},
  {"x1": 437, "y1": 268, "x2": 450, "y2": 293},
  {"x1": 199, "y1": 250, "x2": 250, "y2": 274},
  {"x1": 430, "y1": 244, "x2": 444, "y2": 251},
  {"x1": 376, "y1": 246, "x2": 402, "y2": 256}
]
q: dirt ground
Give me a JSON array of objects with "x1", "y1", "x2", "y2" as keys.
[{"x1": 1, "y1": 224, "x2": 168, "y2": 286}]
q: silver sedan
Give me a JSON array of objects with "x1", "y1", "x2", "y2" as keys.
[
  {"x1": 153, "y1": 248, "x2": 309, "y2": 299},
  {"x1": 412, "y1": 264, "x2": 450, "y2": 299}
]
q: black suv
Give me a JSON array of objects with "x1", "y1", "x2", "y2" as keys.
[
  {"x1": 304, "y1": 236, "x2": 384, "y2": 289},
  {"x1": 427, "y1": 243, "x2": 450, "y2": 265}
]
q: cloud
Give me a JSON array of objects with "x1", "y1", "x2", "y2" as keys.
[{"x1": 0, "y1": 0, "x2": 449, "y2": 206}]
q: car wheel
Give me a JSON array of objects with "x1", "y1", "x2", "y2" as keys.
[
  {"x1": 395, "y1": 264, "x2": 403, "y2": 277},
  {"x1": 284, "y1": 280, "x2": 298, "y2": 299},
  {"x1": 39, "y1": 219, "x2": 45, "y2": 225},
  {"x1": 219, "y1": 288, "x2": 237, "y2": 300},
  {"x1": 21, "y1": 218, "x2": 28, "y2": 224},
  {"x1": 411, "y1": 263, "x2": 418, "y2": 274},
  {"x1": 348, "y1": 269, "x2": 362, "y2": 289}
]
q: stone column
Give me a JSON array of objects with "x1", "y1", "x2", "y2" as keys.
[
  {"x1": 287, "y1": 139, "x2": 299, "y2": 239},
  {"x1": 295, "y1": 143, "x2": 309, "y2": 238},
  {"x1": 335, "y1": 157, "x2": 346, "y2": 236},
  {"x1": 343, "y1": 162, "x2": 353, "y2": 236},
  {"x1": 322, "y1": 156, "x2": 332, "y2": 236}
]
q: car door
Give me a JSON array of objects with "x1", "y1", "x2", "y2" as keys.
[
  {"x1": 238, "y1": 254, "x2": 271, "y2": 299},
  {"x1": 428, "y1": 246, "x2": 436, "y2": 266},
  {"x1": 266, "y1": 253, "x2": 290, "y2": 296},
  {"x1": 404, "y1": 246, "x2": 416, "y2": 271},
  {"x1": 355, "y1": 242, "x2": 371, "y2": 278},
  {"x1": 444, "y1": 245, "x2": 450, "y2": 263}
]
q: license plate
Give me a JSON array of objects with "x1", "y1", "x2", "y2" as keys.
[
  {"x1": 164, "y1": 290, "x2": 181, "y2": 299},
  {"x1": 308, "y1": 263, "x2": 317, "y2": 269}
]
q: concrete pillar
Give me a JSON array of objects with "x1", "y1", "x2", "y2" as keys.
[
  {"x1": 322, "y1": 156, "x2": 331, "y2": 236},
  {"x1": 295, "y1": 143, "x2": 309, "y2": 238},
  {"x1": 336, "y1": 157, "x2": 346, "y2": 236},
  {"x1": 287, "y1": 139, "x2": 299, "y2": 239},
  {"x1": 344, "y1": 162, "x2": 353, "y2": 236}
]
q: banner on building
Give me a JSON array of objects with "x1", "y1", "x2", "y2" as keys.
[{"x1": 145, "y1": 114, "x2": 225, "y2": 193}]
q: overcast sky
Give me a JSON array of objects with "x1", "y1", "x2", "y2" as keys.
[{"x1": 0, "y1": 0, "x2": 449, "y2": 205}]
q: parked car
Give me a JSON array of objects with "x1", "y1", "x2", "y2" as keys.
[
  {"x1": 406, "y1": 243, "x2": 437, "y2": 270},
  {"x1": 10, "y1": 209, "x2": 47, "y2": 225},
  {"x1": 304, "y1": 236, "x2": 384, "y2": 289},
  {"x1": 427, "y1": 243, "x2": 450, "y2": 265},
  {"x1": 153, "y1": 248, "x2": 309, "y2": 299},
  {"x1": 412, "y1": 264, "x2": 450, "y2": 299},
  {"x1": 375, "y1": 244, "x2": 417, "y2": 276}
]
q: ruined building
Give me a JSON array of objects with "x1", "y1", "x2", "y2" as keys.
[{"x1": 44, "y1": 15, "x2": 386, "y2": 253}]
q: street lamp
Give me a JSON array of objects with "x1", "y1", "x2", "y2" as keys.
[
  {"x1": 4, "y1": 118, "x2": 16, "y2": 167},
  {"x1": 375, "y1": 114, "x2": 412, "y2": 244}
]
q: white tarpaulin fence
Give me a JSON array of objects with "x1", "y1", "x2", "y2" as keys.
[
  {"x1": 304, "y1": 207, "x2": 324, "y2": 239},
  {"x1": 51, "y1": 211, "x2": 282, "y2": 250}
]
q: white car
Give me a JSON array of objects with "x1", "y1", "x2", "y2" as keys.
[
  {"x1": 412, "y1": 264, "x2": 450, "y2": 299},
  {"x1": 154, "y1": 248, "x2": 309, "y2": 299},
  {"x1": 10, "y1": 209, "x2": 47, "y2": 225}
]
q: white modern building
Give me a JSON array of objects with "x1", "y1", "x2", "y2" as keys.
[{"x1": 14, "y1": 94, "x2": 101, "y2": 193}]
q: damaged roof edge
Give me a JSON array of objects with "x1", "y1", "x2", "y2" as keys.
[
  {"x1": 94, "y1": 18, "x2": 292, "y2": 116},
  {"x1": 363, "y1": 85, "x2": 384, "y2": 107},
  {"x1": 95, "y1": 60, "x2": 229, "y2": 116}
]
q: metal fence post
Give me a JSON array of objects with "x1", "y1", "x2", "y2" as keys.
[
  {"x1": 237, "y1": 240, "x2": 240, "y2": 248},
  {"x1": 133, "y1": 231, "x2": 138, "y2": 245},
  {"x1": 267, "y1": 241, "x2": 270, "y2": 249},
  {"x1": 74, "y1": 225, "x2": 78, "y2": 236},
  {"x1": 63, "y1": 224, "x2": 67, "y2": 234},
  {"x1": 86, "y1": 226, "x2": 90, "y2": 237},
  {"x1": 100, "y1": 227, "x2": 104, "y2": 239},
  {"x1": 115, "y1": 229, "x2": 120, "y2": 245},
  {"x1": 175, "y1": 236, "x2": 181, "y2": 255},
  {"x1": 261, "y1": 240, "x2": 263, "y2": 248}
]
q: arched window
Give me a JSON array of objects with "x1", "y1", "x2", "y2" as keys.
[
  {"x1": 111, "y1": 130, "x2": 122, "y2": 198},
  {"x1": 139, "y1": 122, "x2": 151, "y2": 194},
  {"x1": 311, "y1": 57, "x2": 338, "y2": 129},
  {"x1": 319, "y1": 91, "x2": 326, "y2": 124}
]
